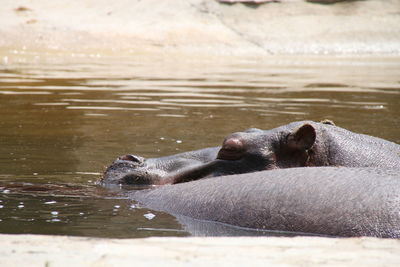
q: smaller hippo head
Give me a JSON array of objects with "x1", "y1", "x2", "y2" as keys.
[
  {"x1": 101, "y1": 121, "x2": 332, "y2": 186},
  {"x1": 216, "y1": 123, "x2": 318, "y2": 170}
]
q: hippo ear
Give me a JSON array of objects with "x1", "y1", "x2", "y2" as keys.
[{"x1": 286, "y1": 124, "x2": 316, "y2": 150}]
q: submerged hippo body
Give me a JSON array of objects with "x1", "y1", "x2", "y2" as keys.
[
  {"x1": 131, "y1": 167, "x2": 400, "y2": 238},
  {"x1": 102, "y1": 121, "x2": 400, "y2": 185}
]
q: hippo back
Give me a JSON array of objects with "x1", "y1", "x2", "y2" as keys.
[
  {"x1": 131, "y1": 167, "x2": 400, "y2": 238},
  {"x1": 312, "y1": 122, "x2": 400, "y2": 168}
]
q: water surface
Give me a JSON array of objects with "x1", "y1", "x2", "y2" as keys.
[{"x1": 1, "y1": 51, "x2": 399, "y2": 237}]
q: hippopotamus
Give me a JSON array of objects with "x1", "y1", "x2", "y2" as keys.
[
  {"x1": 102, "y1": 120, "x2": 400, "y2": 185},
  {"x1": 131, "y1": 167, "x2": 400, "y2": 238}
]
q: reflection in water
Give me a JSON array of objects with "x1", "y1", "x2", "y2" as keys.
[{"x1": 0, "y1": 52, "x2": 399, "y2": 237}]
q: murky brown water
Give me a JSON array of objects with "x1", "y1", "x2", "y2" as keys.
[{"x1": 0, "y1": 51, "x2": 399, "y2": 237}]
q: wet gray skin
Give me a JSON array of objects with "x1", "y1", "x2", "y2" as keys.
[
  {"x1": 101, "y1": 120, "x2": 400, "y2": 185},
  {"x1": 130, "y1": 167, "x2": 400, "y2": 238}
]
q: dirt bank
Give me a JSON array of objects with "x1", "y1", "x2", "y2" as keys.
[
  {"x1": 2, "y1": 234, "x2": 400, "y2": 266},
  {"x1": 1, "y1": 0, "x2": 400, "y2": 55}
]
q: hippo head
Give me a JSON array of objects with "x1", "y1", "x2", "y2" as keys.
[{"x1": 101, "y1": 121, "x2": 330, "y2": 186}]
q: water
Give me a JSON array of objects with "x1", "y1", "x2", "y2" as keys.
[{"x1": 1, "y1": 51, "x2": 399, "y2": 237}]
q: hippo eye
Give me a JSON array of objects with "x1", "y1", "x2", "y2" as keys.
[{"x1": 216, "y1": 138, "x2": 244, "y2": 160}]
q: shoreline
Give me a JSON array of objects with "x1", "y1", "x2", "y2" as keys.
[
  {"x1": 1, "y1": 0, "x2": 400, "y2": 56},
  {"x1": 2, "y1": 234, "x2": 400, "y2": 266}
]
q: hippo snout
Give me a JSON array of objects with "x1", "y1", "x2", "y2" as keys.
[
  {"x1": 102, "y1": 146, "x2": 221, "y2": 186},
  {"x1": 102, "y1": 154, "x2": 169, "y2": 186}
]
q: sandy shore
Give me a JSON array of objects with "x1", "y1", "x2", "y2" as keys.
[
  {"x1": 2, "y1": 234, "x2": 400, "y2": 266},
  {"x1": 1, "y1": 0, "x2": 400, "y2": 55}
]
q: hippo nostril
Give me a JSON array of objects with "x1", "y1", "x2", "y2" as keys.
[{"x1": 118, "y1": 154, "x2": 144, "y2": 163}]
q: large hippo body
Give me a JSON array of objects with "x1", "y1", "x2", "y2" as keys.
[
  {"x1": 131, "y1": 167, "x2": 400, "y2": 238},
  {"x1": 102, "y1": 121, "x2": 400, "y2": 185}
]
